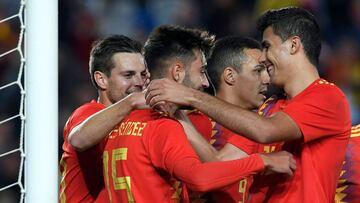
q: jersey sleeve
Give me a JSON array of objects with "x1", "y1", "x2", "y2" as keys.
[
  {"x1": 143, "y1": 118, "x2": 200, "y2": 173},
  {"x1": 143, "y1": 119, "x2": 265, "y2": 192},
  {"x1": 64, "y1": 102, "x2": 105, "y2": 140},
  {"x1": 282, "y1": 84, "x2": 351, "y2": 142}
]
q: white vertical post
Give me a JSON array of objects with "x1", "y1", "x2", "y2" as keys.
[{"x1": 25, "y1": 0, "x2": 58, "y2": 202}]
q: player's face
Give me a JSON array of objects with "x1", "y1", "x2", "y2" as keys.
[
  {"x1": 107, "y1": 52, "x2": 147, "y2": 103},
  {"x1": 233, "y1": 49, "x2": 270, "y2": 110},
  {"x1": 260, "y1": 26, "x2": 290, "y2": 87},
  {"x1": 182, "y1": 49, "x2": 209, "y2": 91}
]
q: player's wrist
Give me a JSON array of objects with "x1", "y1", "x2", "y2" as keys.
[{"x1": 259, "y1": 153, "x2": 271, "y2": 169}]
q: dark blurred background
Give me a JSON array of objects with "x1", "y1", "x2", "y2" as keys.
[{"x1": 0, "y1": 0, "x2": 360, "y2": 202}]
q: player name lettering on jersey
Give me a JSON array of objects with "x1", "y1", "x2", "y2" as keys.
[{"x1": 109, "y1": 122, "x2": 147, "y2": 138}]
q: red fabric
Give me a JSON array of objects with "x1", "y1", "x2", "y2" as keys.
[
  {"x1": 188, "y1": 110, "x2": 213, "y2": 142},
  {"x1": 59, "y1": 100, "x2": 108, "y2": 203},
  {"x1": 252, "y1": 79, "x2": 351, "y2": 203},
  {"x1": 190, "y1": 112, "x2": 259, "y2": 202},
  {"x1": 335, "y1": 124, "x2": 360, "y2": 202},
  {"x1": 103, "y1": 109, "x2": 264, "y2": 203}
]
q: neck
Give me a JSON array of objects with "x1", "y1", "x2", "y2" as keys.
[
  {"x1": 216, "y1": 86, "x2": 250, "y2": 110},
  {"x1": 284, "y1": 60, "x2": 319, "y2": 99},
  {"x1": 98, "y1": 92, "x2": 112, "y2": 107}
]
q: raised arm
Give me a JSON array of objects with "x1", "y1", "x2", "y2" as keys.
[
  {"x1": 146, "y1": 79, "x2": 301, "y2": 143},
  {"x1": 69, "y1": 92, "x2": 147, "y2": 151}
]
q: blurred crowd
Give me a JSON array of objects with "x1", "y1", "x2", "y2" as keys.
[{"x1": 0, "y1": 0, "x2": 359, "y2": 202}]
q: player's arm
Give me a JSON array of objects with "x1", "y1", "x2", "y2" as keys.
[
  {"x1": 173, "y1": 151, "x2": 295, "y2": 192},
  {"x1": 146, "y1": 79, "x2": 301, "y2": 143},
  {"x1": 69, "y1": 92, "x2": 146, "y2": 151},
  {"x1": 147, "y1": 121, "x2": 296, "y2": 192},
  {"x1": 175, "y1": 110, "x2": 248, "y2": 162}
]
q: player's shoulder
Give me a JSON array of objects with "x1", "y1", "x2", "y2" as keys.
[
  {"x1": 145, "y1": 115, "x2": 183, "y2": 134},
  {"x1": 65, "y1": 100, "x2": 104, "y2": 127},
  {"x1": 312, "y1": 79, "x2": 345, "y2": 97},
  {"x1": 72, "y1": 100, "x2": 104, "y2": 115},
  {"x1": 187, "y1": 109, "x2": 211, "y2": 122}
]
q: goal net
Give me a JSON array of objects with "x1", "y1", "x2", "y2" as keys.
[{"x1": 0, "y1": 1, "x2": 25, "y2": 202}]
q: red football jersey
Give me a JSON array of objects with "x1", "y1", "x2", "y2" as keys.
[
  {"x1": 257, "y1": 96, "x2": 284, "y2": 154},
  {"x1": 59, "y1": 100, "x2": 108, "y2": 203},
  {"x1": 335, "y1": 124, "x2": 360, "y2": 202},
  {"x1": 189, "y1": 111, "x2": 259, "y2": 203},
  {"x1": 103, "y1": 109, "x2": 265, "y2": 203},
  {"x1": 261, "y1": 79, "x2": 351, "y2": 203}
]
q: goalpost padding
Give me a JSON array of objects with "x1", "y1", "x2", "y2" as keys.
[{"x1": 25, "y1": 0, "x2": 58, "y2": 202}]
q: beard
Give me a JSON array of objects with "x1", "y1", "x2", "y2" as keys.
[
  {"x1": 179, "y1": 73, "x2": 202, "y2": 110},
  {"x1": 182, "y1": 72, "x2": 204, "y2": 92}
]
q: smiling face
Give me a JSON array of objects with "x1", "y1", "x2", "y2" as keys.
[
  {"x1": 260, "y1": 26, "x2": 292, "y2": 88},
  {"x1": 105, "y1": 52, "x2": 147, "y2": 104},
  {"x1": 233, "y1": 48, "x2": 270, "y2": 110}
]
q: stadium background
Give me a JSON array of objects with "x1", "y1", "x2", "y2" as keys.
[{"x1": 0, "y1": 0, "x2": 359, "y2": 202}]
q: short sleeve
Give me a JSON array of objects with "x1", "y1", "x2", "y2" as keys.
[
  {"x1": 283, "y1": 84, "x2": 351, "y2": 142},
  {"x1": 64, "y1": 102, "x2": 105, "y2": 140}
]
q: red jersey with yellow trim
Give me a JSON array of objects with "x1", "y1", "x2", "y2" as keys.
[
  {"x1": 256, "y1": 96, "x2": 284, "y2": 154},
  {"x1": 59, "y1": 100, "x2": 108, "y2": 203},
  {"x1": 187, "y1": 110, "x2": 213, "y2": 142},
  {"x1": 335, "y1": 124, "x2": 360, "y2": 203},
  {"x1": 261, "y1": 79, "x2": 351, "y2": 203},
  {"x1": 103, "y1": 109, "x2": 265, "y2": 203},
  {"x1": 248, "y1": 96, "x2": 285, "y2": 203},
  {"x1": 189, "y1": 111, "x2": 259, "y2": 203}
]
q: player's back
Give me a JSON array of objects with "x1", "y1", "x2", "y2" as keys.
[{"x1": 103, "y1": 109, "x2": 188, "y2": 203}]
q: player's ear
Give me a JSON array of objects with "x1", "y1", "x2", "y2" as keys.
[
  {"x1": 223, "y1": 67, "x2": 237, "y2": 86},
  {"x1": 94, "y1": 71, "x2": 108, "y2": 90},
  {"x1": 289, "y1": 36, "x2": 301, "y2": 55},
  {"x1": 171, "y1": 62, "x2": 185, "y2": 83}
]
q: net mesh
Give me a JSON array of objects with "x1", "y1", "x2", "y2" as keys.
[{"x1": 0, "y1": 0, "x2": 25, "y2": 202}]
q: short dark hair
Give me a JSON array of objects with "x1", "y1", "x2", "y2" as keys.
[
  {"x1": 143, "y1": 25, "x2": 215, "y2": 79},
  {"x1": 256, "y1": 7, "x2": 321, "y2": 66},
  {"x1": 89, "y1": 35, "x2": 142, "y2": 89},
  {"x1": 207, "y1": 36, "x2": 261, "y2": 89}
]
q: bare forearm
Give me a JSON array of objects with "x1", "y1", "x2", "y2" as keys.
[
  {"x1": 69, "y1": 94, "x2": 137, "y2": 151},
  {"x1": 186, "y1": 91, "x2": 270, "y2": 143}
]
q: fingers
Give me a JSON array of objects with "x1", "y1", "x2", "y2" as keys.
[
  {"x1": 262, "y1": 151, "x2": 297, "y2": 176},
  {"x1": 145, "y1": 79, "x2": 167, "y2": 105},
  {"x1": 290, "y1": 157, "x2": 296, "y2": 172},
  {"x1": 146, "y1": 89, "x2": 166, "y2": 107},
  {"x1": 285, "y1": 167, "x2": 294, "y2": 177}
]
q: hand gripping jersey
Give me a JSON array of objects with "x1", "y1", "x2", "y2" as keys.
[
  {"x1": 335, "y1": 124, "x2": 360, "y2": 203},
  {"x1": 103, "y1": 109, "x2": 265, "y2": 203},
  {"x1": 59, "y1": 100, "x2": 108, "y2": 203}
]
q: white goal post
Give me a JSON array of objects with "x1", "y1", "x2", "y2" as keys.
[{"x1": 25, "y1": 0, "x2": 58, "y2": 202}]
